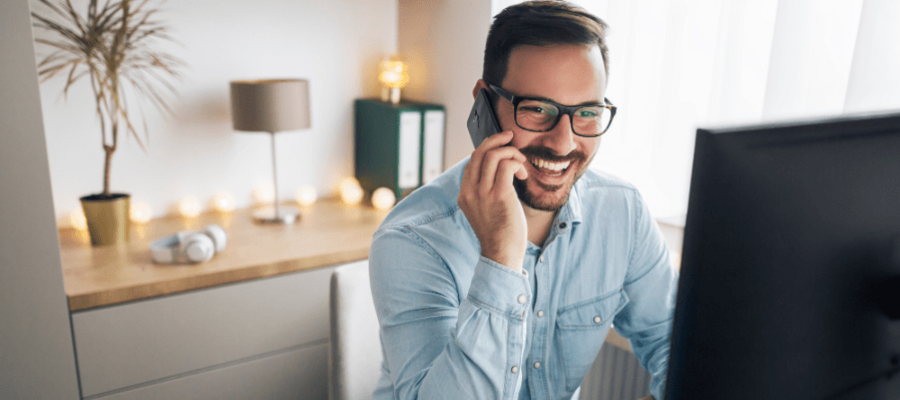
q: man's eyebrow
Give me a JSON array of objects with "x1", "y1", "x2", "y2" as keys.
[
  {"x1": 574, "y1": 99, "x2": 605, "y2": 106},
  {"x1": 519, "y1": 94, "x2": 603, "y2": 106}
]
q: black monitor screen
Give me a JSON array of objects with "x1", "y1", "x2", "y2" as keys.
[{"x1": 665, "y1": 112, "x2": 900, "y2": 400}]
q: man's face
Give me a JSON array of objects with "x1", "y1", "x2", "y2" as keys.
[{"x1": 496, "y1": 44, "x2": 607, "y2": 212}]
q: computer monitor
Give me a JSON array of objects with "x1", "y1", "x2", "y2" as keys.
[{"x1": 664, "y1": 112, "x2": 900, "y2": 400}]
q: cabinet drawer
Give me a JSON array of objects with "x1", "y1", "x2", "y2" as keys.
[
  {"x1": 73, "y1": 261, "x2": 362, "y2": 397},
  {"x1": 93, "y1": 342, "x2": 328, "y2": 400}
]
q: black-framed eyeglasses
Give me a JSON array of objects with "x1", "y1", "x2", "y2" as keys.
[{"x1": 487, "y1": 82, "x2": 616, "y2": 137}]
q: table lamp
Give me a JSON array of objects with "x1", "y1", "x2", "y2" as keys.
[{"x1": 230, "y1": 79, "x2": 311, "y2": 224}]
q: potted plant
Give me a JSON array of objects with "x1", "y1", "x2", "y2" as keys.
[{"x1": 32, "y1": 0, "x2": 181, "y2": 246}]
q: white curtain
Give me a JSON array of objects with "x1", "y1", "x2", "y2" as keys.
[{"x1": 492, "y1": 0, "x2": 900, "y2": 220}]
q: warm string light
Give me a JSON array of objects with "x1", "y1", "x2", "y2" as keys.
[
  {"x1": 130, "y1": 202, "x2": 152, "y2": 224},
  {"x1": 177, "y1": 196, "x2": 202, "y2": 218},
  {"x1": 252, "y1": 184, "x2": 275, "y2": 206},
  {"x1": 339, "y1": 177, "x2": 364, "y2": 205},
  {"x1": 211, "y1": 192, "x2": 236, "y2": 213},
  {"x1": 296, "y1": 185, "x2": 318, "y2": 207},
  {"x1": 69, "y1": 210, "x2": 88, "y2": 231},
  {"x1": 371, "y1": 187, "x2": 396, "y2": 210}
]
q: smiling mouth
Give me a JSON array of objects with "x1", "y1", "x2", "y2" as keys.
[{"x1": 529, "y1": 158, "x2": 572, "y2": 177}]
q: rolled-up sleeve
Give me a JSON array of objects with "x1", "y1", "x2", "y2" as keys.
[
  {"x1": 369, "y1": 227, "x2": 530, "y2": 400},
  {"x1": 613, "y1": 194, "x2": 679, "y2": 400}
]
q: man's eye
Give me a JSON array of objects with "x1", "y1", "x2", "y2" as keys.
[
  {"x1": 578, "y1": 109, "x2": 598, "y2": 118},
  {"x1": 520, "y1": 104, "x2": 557, "y2": 115}
]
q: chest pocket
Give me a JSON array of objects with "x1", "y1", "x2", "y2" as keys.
[{"x1": 555, "y1": 288, "x2": 630, "y2": 391}]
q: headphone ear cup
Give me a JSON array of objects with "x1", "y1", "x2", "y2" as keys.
[
  {"x1": 203, "y1": 224, "x2": 227, "y2": 253},
  {"x1": 181, "y1": 233, "x2": 215, "y2": 263}
]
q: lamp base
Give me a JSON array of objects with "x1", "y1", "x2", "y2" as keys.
[
  {"x1": 252, "y1": 206, "x2": 300, "y2": 225},
  {"x1": 390, "y1": 87, "x2": 401, "y2": 104}
]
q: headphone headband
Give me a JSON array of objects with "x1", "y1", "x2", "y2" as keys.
[{"x1": 150, "y1": 224, "x2": 227, "y2": 264}]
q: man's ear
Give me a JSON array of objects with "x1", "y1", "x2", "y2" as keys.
[{"x1": 472, "y1": 79, "x2": 490, "y2": 99}]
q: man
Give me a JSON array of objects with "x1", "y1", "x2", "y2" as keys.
[{"x1": 369, "y1": 1, "x2": 678, "y2": 399}]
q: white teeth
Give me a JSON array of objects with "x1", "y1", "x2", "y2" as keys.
[{"x1": 530, "y1": 158, "x2": 571, "y2": 172}]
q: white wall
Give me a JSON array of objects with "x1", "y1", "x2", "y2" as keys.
[
  {"x1": 34, "y1": 0, "x2": 398, "y2": 224},
  {"x1": 399, "y1": 0, "x2": 493, "y2": 169},
  {"x1": 0, "y1": 0, "x2": 80, "y2": 398}
]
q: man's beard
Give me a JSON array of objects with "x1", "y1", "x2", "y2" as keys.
[{"x1": 513, "y1": 145, "x2": 588, "y2": 212}]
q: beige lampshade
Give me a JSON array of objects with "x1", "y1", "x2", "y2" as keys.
[{"x1": 230, "y1": 79, "x2": 311, "y2": 133}]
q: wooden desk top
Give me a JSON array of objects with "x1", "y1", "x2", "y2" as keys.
[{"x1": 59, "y1": 199, "x2": 388, "y2": 312}]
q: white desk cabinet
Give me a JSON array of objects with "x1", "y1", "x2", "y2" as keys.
[{"x1": 72, "y1": 261, "x2": 362, "y2": 399}]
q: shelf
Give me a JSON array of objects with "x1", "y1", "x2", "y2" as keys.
[{"x1": 59, "y1": 199, "x2": 388, "y2": 311}]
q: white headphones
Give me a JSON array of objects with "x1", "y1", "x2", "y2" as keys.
[{"x1": 150, "y1": 224, "x2": 227, "y2": 264}]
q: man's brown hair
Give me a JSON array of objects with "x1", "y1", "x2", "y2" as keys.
[{"x1": 483, "y1": 0, "x2": 610, "y2": 86}]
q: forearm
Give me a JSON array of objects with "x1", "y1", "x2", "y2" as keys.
[
  {"x1": 398, "y1": 258, "x2": 530, "y2": 399},
  {"x1": 412, "y1": 298, "x2": 527, "y2": 399},
  {"x1": 372, "y1": 232, "x2": 531, "y2": 400}
]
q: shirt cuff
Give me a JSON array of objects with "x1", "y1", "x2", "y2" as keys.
[{"x1": 465, "y1": 256, "x2": 531, "y2": 319}]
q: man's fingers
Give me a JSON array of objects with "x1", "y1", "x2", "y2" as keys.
[
  {"x1": 462, "y1": 130, "x2": 524, "y2": 209},
  {"x1": 494, "y1": 158, "x2": 526, "y2": 194},
  {"x1": 464, "y1": 132, "x2": 508, "y2": 190},
  {"x1": 470, "y1": 130, "x2": 515, "y2": 176},
  {"x1": 461, "y1": 159, "x2": 476, "y2": 192},
  {"x1": 515, "y1": 163, "x2": 528, "y2": 180},
  {"x1": 480, "y1": 146, "x2": 527, "y2": 193}
]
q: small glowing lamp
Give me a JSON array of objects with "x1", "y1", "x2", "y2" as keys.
[
  {"x1": 296, "y1": 185, "x2": 318, "y2": 207},
  {"x1": 252, "y1": 184, "x2": 275, "y2": 206},
  {"x1": 211, "y1": 192, "x2": 236, "y2": 213},
  {"x1": 371, "y1": 187, "x2": 396, "y2": 210},
  {"x1": 339, "y1": 177, "x2": 364, "y2": 205},
  {"x1": 378, "y1": 56, "x2": 409, "y2": 104},
  {"x1": 69, "y1": 210, "x2": 88, "y2": 231},
  {"x1": 130, "y1": 202, "x2": 153, "y2": 224},
  {"x1": 177, "y1": 196, "x2": 202, "y2": 218}
]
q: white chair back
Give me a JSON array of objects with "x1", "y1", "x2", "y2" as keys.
[{"x1": 329, "y1": 261, "x2": 383, "y2": 400}]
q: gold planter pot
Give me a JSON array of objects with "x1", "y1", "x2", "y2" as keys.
[{"x1": 80, "y1": 193, "x2": 130, "y2": 246}]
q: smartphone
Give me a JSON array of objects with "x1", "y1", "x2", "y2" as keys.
[{"x1": 467, "y1": 88, "x2": 503, "y2": 148}]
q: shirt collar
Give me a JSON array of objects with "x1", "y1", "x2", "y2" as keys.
[{"x1": 564, "y1": 180, "x2": 583, "y2": 225}]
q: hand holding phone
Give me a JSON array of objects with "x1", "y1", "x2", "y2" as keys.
[{"x1": 459, "y1": 88, "x2": 529, "y2": 272}]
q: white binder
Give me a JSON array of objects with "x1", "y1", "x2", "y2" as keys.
[
  {"x1": 398, "y1": 111, "x2": 422, "y2": 189},
  {"x1": 422, "y1": 110, "x2": 446, "y2": 184}
]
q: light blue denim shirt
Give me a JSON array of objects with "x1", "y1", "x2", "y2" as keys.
[{"x1": 369, "y1": 157, "x2": 678, "y2": 400}]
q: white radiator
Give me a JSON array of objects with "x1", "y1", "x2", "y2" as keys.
[{"x1": 579, "y1": 329, "x2": 652, "y2": 400}]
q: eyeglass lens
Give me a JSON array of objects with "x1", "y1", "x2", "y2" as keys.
[{"x1": 516, "y1": 99, "x2": 612, "y2": 136}]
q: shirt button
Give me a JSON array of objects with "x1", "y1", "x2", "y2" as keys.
[
  {"x1": 539, "y1": 256, "x2": 544, "y2": 263},
  {"x1": 511, "y1": 366, "x2": 519, "y2": 373},
  {"x1": 593, "y1": 316, "x2": 602, "y2": 324},
  {"x1": 517, "y1": 295, "x2": 527, "y2": 304},
  {"x1": 559, "y1": 222, "x2": 567, "y2": 229},
  {"x1": 537, "y1": 310, "x2": 544, "y2": 317},
  {"x1": 534, "y1": 362, "x2": 541, "y2": 369}
]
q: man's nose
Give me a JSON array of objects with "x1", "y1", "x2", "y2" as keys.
[{"x1": 541, "y1": 114, "x2": 577, "y2": 156}]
